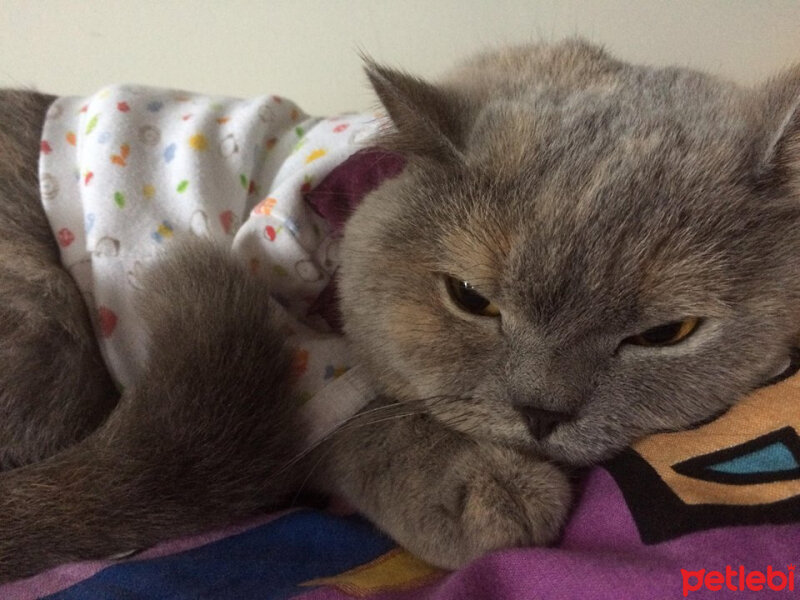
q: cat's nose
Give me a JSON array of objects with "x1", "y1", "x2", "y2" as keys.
[{"x1": 516, "y1": 406, "x2": 572, "y2": 440}]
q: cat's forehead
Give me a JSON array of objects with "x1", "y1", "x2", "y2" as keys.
[
  {"x1": 433, "y1": 99, "x2": 762, "y2": 328},
  {"x1": 466, "y1": 68, "x2": 752, "y2": 184},
  {"x1": 379, "y1": 58, "x2": 799, "y2": 331}
]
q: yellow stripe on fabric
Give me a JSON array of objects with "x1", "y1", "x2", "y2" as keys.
[{"x1": 300, "y1": 548, "x2": 443, "y2": 597}]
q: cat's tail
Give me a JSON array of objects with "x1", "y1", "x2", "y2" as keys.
[{"x1": 0, "y1": 238, "x2": 306, "y2": 582}]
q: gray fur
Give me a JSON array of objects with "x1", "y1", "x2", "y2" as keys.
[
  {"x1": 327, "y1": 40, "x2": 800, "y2": 565},
  {"x1": 0, "y1": 39, "x2": 798, "y2": 580},
  {"x1": 339, "y1": 40, "x2": 800, "y2": 464},
  {"x1": 0, "y1": 232, "x2": 308, "y2": 579},
  {"x1": 0, "y1": 91, "x2": 117, "y2": 469},
  {"x1": 0, "y1": 91, "x2": 306, "y2": 578}
]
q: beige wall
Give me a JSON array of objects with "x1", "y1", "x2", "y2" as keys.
[{"x1": 2, "y1": 1, "x2": 799, "y2": 115}]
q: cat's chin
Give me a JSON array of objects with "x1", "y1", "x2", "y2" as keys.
[
  {"x1": 537, "y1": 439, "x2": 620, "y2": 467},
  {"x1": 534, "y1": 420, "x2": 628, "y2": 467}
]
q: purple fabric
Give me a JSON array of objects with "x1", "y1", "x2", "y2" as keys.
[
  {"x1": 303, "y1": 469, "x2": 799, "y2": 600},
  {"x1": 3, "y1": 461, "x2": 797, "y2": 599},
  {"x1": 305, "y1": 148, "x2": 406, "y2": 237}
]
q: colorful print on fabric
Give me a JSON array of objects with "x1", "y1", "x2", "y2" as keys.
[
  {"x1": 605, "y1": 350, "x2": 800, "y2": 542},
  {"x1": 37, "y1": 84, "x2": 383, "y2": 412},
  {"x1": 152, "y1": 221, "x2": 174, "y2": 243},
  {"x1": 34, "y1": 512, "x2": 406, "y2": 600},
  {"x1": 110, "y1": 144, "x2": 130, "y2": 166}
]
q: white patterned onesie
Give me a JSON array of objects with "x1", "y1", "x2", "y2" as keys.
[{"x1": 38, "y1": 86, "x2": 399, "y2": 445}]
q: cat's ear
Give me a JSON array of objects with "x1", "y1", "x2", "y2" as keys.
[
  {"x1": 756, "y1": 65, "x2": 800, "y2": 192},
  {"x1": 364, "y1": 59, "x2": 467, "y2": 164}
]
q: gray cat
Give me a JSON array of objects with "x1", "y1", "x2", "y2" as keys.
[{"x1": 0, "y1": 39, "x2": 798, "y2": 582}]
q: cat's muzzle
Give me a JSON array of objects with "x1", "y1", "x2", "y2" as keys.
[{"x1": 516, "y1": 406, "x2": 573, "y2": 440}]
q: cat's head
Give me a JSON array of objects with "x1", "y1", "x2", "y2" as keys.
[{"x1": 338, "y1": 40, "x2": 800, "y2": 465}]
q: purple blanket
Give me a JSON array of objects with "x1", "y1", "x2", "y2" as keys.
[{"x1": 4, "y1": 362, "x2": 799, "y2": 598}]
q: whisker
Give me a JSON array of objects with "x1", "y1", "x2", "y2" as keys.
[
  {"x1": 264, "y1": 393, "x2": 470, "y2": 494},
  {"x1": 288, "y1": 412, "x2": 421, "y2": 503}
]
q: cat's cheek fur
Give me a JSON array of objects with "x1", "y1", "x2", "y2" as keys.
[
  {"x1": 341, "y1": 219, "x2": 508, "y2": 407},
  {"x1": 540, "y1": 328, "x2": 795, "y2": 466},
  {"x1": 421, "y1": 394, "x2": 532, "y2": 445}
]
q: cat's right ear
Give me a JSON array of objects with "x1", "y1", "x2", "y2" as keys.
[
  {"x1": 755, "y1": 64, "x2": 800, "y2": 193},
  {"x1": 364, "y1": 58, "x2": 468, "y2": 164}
]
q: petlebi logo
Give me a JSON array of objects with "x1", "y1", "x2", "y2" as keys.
[{"x1": 682, "y1": 565, "x2": 796, "y2": 596}]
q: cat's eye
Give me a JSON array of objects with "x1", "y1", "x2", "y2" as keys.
[
  {"x1": 445, "y1": 277, "x2": 500, "y2": 317},
  {"x1": 626, "y1": 317, "x2": 701, "y2": 347}
]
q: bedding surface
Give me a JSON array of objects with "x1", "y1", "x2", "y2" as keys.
[
  {"x1": 4, "y1": 85, "x2": 799, "y2": 599},
  {"x1": 4, "y1": 357, "x2": 798, "y2": 599}
]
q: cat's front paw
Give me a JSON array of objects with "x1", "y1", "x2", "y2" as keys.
[{"x1": 411, "y1": 444, "x2": 571, "y2": 569}]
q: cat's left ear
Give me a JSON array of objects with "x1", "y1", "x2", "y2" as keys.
[
  {"x1": 756, "y1": 65, "x2": 800, "y2": 191},
  {"x1": 363, "y1": 58, "x2": 468, "y2": 164}
]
